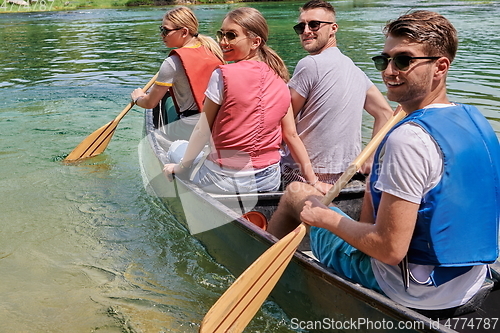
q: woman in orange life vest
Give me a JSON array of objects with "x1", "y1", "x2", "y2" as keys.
[
  {"x1": 162, "y1": 7, "x2": 317, "y2": 194},
  {"x1": 131, "y1": 6, "x2": 224, "y2": 140}
]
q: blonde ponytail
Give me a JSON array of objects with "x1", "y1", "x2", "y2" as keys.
[
  {"x1": 196, "y1": 34, "x2": 224, "y2": 64},
  {"x1": 259, "y1": 45, "x2": 290, "y2": 82}
]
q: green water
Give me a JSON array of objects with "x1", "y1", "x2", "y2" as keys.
[{"x1": 1, "y1": 1, "x2": 499, "y2": 332}]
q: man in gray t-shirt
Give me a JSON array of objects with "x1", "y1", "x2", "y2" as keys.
[{"x1": 279, "y1": 0, "x2": 393, "y2": 193}]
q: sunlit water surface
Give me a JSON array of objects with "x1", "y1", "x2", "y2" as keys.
[{"x1": 0, "y1": 1, "x2": 499, "y2": 332}]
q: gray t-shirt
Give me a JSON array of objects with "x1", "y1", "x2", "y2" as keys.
[
  {"x1": 283, "y1": 47, "x2": 373, "y2": 174},
  {"x1": 156, "y1": 54, "x2": 197, "y2": 112}
]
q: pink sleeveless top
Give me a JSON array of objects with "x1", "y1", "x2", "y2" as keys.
[{"x1": 208, "y1": 61, "x2": 290, "y2": 170}]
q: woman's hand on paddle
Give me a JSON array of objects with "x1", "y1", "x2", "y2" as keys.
[
  {"x1": 131, "y1": 88, "x2": 146, "y2": 104},
  {"x1": 163, "y1": 163, "x2": 185, "y2": 181}
]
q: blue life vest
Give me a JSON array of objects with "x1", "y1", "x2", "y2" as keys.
[{"x1": 370, "y1": 104, "x2": 500, "y2": 272}]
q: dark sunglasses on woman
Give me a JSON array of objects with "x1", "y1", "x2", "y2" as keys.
[
  {"x1": 372, "y1": 54, "x2": 441, "y2": 71},
  {"x1": 216, "y1": 30, "x2": 238, "y2": 42},
  {"x1": 159, "y1": 25, "x2": 182, "y2": 37},
  {"x1": 293, "y1": 20, "x2": 334, "y2": 35}
]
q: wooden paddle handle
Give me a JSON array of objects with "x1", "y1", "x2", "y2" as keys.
[{"x1": 321, "y1": 108, "x2": 406, "y2": 205}]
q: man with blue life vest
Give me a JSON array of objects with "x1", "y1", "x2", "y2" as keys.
[{"x1": 267, "y1": 10, "x2": 500, "y2": 314}]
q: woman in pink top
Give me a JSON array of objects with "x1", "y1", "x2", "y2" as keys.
[{"x1": 163, "y1": 7, "x2": 317, "y2": 194}]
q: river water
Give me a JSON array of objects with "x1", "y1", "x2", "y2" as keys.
[{"x1": 0, "y1": 1, "x2": 499, "y2": 332}]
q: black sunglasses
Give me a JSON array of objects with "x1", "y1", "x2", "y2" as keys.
[
  {"x1": 159, "y1": 25, "x2": 182, "y2": 37},
  {"x1": 216, "y1": 30, "x2": 238, "y2": 42},
  {"x1": 293, "y1": 20, "x2": 334, "y2": 34},
  {"x1": 372, "y1": 54, "x2": 441, "y2": 71}
]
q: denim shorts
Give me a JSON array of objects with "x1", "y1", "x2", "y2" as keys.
[
  {"x1": 310, "y1": 207, "x2": 383, "y2": 293},
  {"x1": 167, "y1": 140, "x2": 204, "y2": 165},
  {"x1": 167, "y1": 140, "x2": 281, "y2": 194},
  {"x1": 192, "y1": 162, "x2": 280, "y2": 194}
]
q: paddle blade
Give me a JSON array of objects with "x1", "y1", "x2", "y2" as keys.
[
  {"x1": 64, "y1": 119, "x2": 118, "y2": 162},
  {"x1": 200, "y1": 224, "x2": 306, "y2": 333},
  {"x1": 64, "y1": 73, "x2": 159, "y2": 163}
]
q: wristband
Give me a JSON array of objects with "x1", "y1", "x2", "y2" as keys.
[
  {"x1": 134, "y1": 96, "x2": 143, "y2": 104},
  {"x1": 179, "y1": 158, "x2": 187, "y2": 169},
  {"x1": 308, "y1": 177, "x2": 319, "y2": 186}
]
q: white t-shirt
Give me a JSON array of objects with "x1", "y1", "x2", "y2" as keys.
[
  {"x1": 204, "y1": 68, "x2": 224, "y2": 105},
  {"x1": 370, "y1": 104, "x2": 487, "y2": 310}
]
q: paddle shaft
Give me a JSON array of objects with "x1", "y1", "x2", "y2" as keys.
[
  {"x1": 321, "y1": 108, "x2": 406, "y2": 205},
  {"x1": 64, "y1": 73, "x2": 158, "y2": 162}
]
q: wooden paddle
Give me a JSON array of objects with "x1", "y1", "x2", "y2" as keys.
[
  {"x1": 64, "y1": 73, "x2": 159, "y2": 162},
  {"x1": 199, "y1": 108, "x2": 406, "y2": 333}
]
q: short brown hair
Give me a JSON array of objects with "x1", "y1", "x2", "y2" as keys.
[
  {"x1": 301, "y1": 0, "x2": 336, "y2": 18},
  {"x1": 384, "y1": 10, "x2": 458, "y2": 62}
]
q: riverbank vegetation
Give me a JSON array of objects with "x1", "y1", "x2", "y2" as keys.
[
  {"x1": 1, "y1": 0, "x2": 495, "y2": 13},
  {"x1": 0, "y1": 0, "x2": 239, "y2": 13}
]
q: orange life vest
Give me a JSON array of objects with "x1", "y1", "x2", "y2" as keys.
[{"x1": 168, "y1": 46, "x2": 223, "y2": 113}]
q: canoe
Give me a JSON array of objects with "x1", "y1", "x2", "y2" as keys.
[{"x1": 138, "y1": 98, "x2": 500, "y2": 333}]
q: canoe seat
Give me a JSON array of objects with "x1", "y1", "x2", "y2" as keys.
[
  {"x1": 209, "y1": 191, "x2": 283, "y2": 202},
  {"x1": 411, "y1": 276, "x2": 496, "y2": 319}
]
